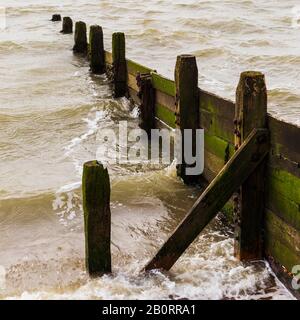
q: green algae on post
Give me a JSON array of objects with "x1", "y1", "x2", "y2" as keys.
[
  {"x1": 175, "y1": 54, "x2": 200, "y2": 184},
  {"x1": 82, "y1": 161, "x2": 111, "y2": 276},
  {"x1": 234, "y1": 71, "x2": 268, "y2": 261}
]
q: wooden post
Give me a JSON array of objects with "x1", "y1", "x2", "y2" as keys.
[
  {"x1": 137, "y1": 73, "x2": 155, "y2": 135},
  {"x1": 82, "y1": 161, "x2": 111, "y2": 275},
  {"x1": 144, "y1": 128, "x2": 269, "y2": 271},
  {"x1": 89, "y1": 25, "x2": 105, "y2": 74},
  {"x1": 112, "y1": 32, "x2": 127, "y2": 98},
  {"x1": 73, "y1": 21, "x2": 88, "y2": 54},
  {"x1": 175, "y1": 55, "x2": 200, "y2": 184},
  {"x1": 60, "y1": 17, "x2": 73, "y2": 34},
  {"x1": 234, "y1": 71, "x2": 267, "y2": 261},
  {"x1": 51, "y1": 14, "x2": 61, "y2": 22}
]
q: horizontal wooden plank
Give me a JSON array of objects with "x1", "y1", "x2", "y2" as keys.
[
  {"x1": 268, "y1": 115, "x2": 300, "y2": 163},
  {"x1": 152, "y1": 73, "x2": 175, "y2": 97},
  {"x1": 204, "y1": 149, "x2": 224, "y2": 178},
  {"x1": 201, "y1": 109, "x2": 234, "y2": 144},
  {"x1": 199, "y1": 89, "x2": 235, "y2": 121},
  {"x1": 265, "y1": 210, "x2": 300, "y2": 272},
  {"x1": 204, "y1": 133, "x2": 234, "y2": 162},
  {"x1": 156, "y1": 90, "x2": 175, "y2": 112},
  {"x1": 268, "y1": 154, "x2": 300, "y2": 179},
  {"x1": 202, "y1": 166, "x2": 216, "y2": 183},
  {"x1": 127, "y1": 59, "x2": 153, "y2": 76},
  {"x1": 266, "y1": 166, "x2": 300, "y2": 204},
  {"x1": 127, "y1": 73, "x2": 139, "y2": 92},
  {"x1": 127, "y1": 87, "x2": 140, "y2": 105},
  {"x1": 104, "y1": 50, "x2": 113, "y2": 65},
  {"x1": 266, "y1": 187, "x2": 300, "y2": 233},
  {"x1": 155, "y1": 103, "x2": 176, "y2": 128}
]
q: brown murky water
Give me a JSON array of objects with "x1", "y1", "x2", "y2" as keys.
[{"x1": 0, "y1": 0, "x2": 298, "y2": 299}]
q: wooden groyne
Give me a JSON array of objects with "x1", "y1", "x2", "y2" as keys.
[{"x1": 55, "y1": 17, "x2": 300, "y2": 298}]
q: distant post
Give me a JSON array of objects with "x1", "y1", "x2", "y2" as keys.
[
  {"x1": 175, "y1": 55, "x2": 200, "y2": 184},
  {"x1": 82, "y1": 161, "x2": 111, "y2": 275},
  {"x1": 89, "y1": 25, "x2": 105, "y2": 74},
  {"x1": 60, "y1": 17, "x2": 73, "y2": 34},
  {"x1": 51, "y1": 14, "x2": 61, "y2": 22},
  {"x1": 234, "y1": 71, "x2": 268, "y2": 261},
  {"x1": 73, "y1": 21, "x2": 88, "y2": 54},
  {"x1": 112, "y1": 32, "x2": 127, "y2": 98}
]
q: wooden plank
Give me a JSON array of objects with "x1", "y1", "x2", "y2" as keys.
[
  {"x1": 201, "y1": 109, "x2": 234, "y2": 144},
  {"x1": 266, "y1": 188, "x2": 300, "y2": 233},
  {"x1": 144, "y1": 128, "x2": 269, "y2": 271},
  {"x1": 268, "y1": 154, "x2": 300, "y2": 179},
  {"x1": 199, "y1": 89, "x2": 235, "y2": 120},
  {"x1": 204, "y1": 133, "x2": 234, "y2": 162},
  {"x1": 104, "y1": 50, "x2": 113, "y2": 65},
  {"x1": 155, "y1": 103, "x2": 176, "y2": 128},
  {"x1": 266, "y1": 165, "x2": 300, "y2": 204},
  {"x1": 268, "y1": 116, "x2": 300, "y2": 163},
  {"x1": 127, "y1": 73, "x2": 139, "y2": 92},
  {"x1": 126, "y1": 59, "x2": 153, "y2": 76},
  {"x1": 156, "y1": 90, "x2": 175, "y2": 112},
  {"x1": 128, "y1": 87, "x2": 140, "y2": 105},
  {"x1": 265, "y1": 209, "x2": 300, "y2": 272},
  {"x1": 234, "y1": 71, "x2": 267, "y2": 261},
  {"x1": 152, "y1": 73, "x2": 175, "y2": 97},
  {"x1": 204, "y1": 149, "x2": 224, "y2": 177}
]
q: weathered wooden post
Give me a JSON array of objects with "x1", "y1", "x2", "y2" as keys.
[
  {"x1": 73, "y1": 21, "x2": 88, "y2": 54},
  {"x1": 112, "y1": 32, "x2": 127, "y2": 98},
  {"x1": 137, "y1": 73, "x2": 155, "y2": 135},
  {"x1": 51, "y1": 14, "x2": 61, "y2": 22},
  {"x1": 60, "y1": 17, "x2": 73, "y2": 34},
  {"x1": 234, "y1": 71, "x2": 267, "y2": 261},
  {"x1": 89, "y1": 25, "x2": 105, "y2": 74},
  {"x1": 82, "y1": 161, "x2": 111, "y2": 275},
  {"x1": 175, "y1": 55, "x2": 200, "y2": 184}
]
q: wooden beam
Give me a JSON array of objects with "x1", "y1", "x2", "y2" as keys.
[
  {"x1": 175, "y1": 55, "x2": 200, "y2": 184},
  {"x1": 144, "y1": 128, "x2": 269, "y2": 271},
  {"x1": 82, "y1": 161, "x2": 111, "y2": 275},
  {"x1": 234, "y1": 71, "x2": 267, "y2": 260},
  {"x1": 73, "y1": 21, "x2": 88, "y2": 54},
  {"x1": 89, "y1": 25, "x2": 105, "y2": 74},
  {"x1": 112, "y1": 32, "x2": 127, "y2": 98},
  {"x1": 137, "y1": 73, "x2": 155, "y2": 135},
  {"x1": 60, "y1": 17, "x2": 73, "y2": 34}
]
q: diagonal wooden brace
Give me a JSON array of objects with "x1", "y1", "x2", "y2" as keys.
[{"x1": 144, "y1": 128, "x2": 270, "y2": 271}]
